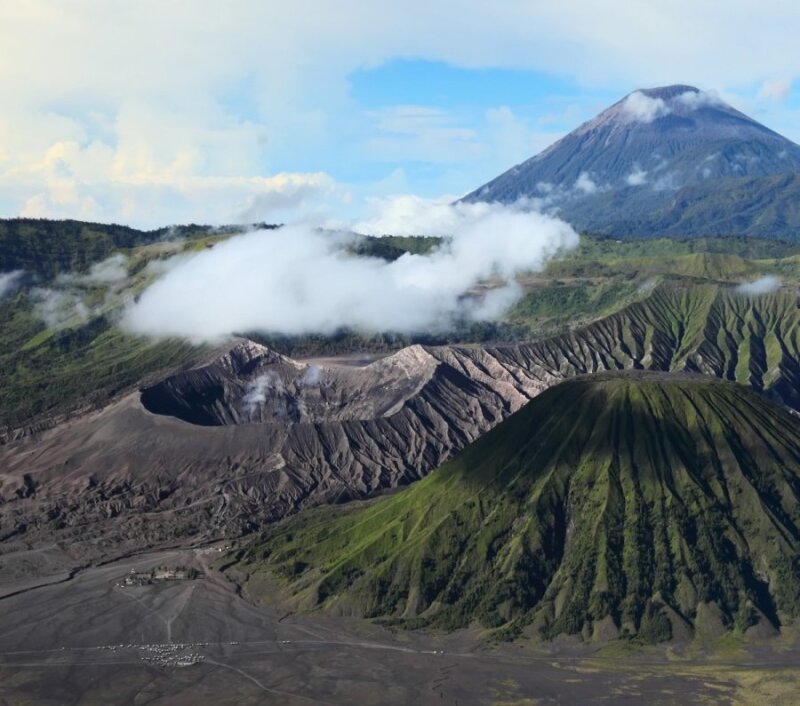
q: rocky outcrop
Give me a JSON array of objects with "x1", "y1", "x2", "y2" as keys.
[{"x1": 140, "y1": 342, "x2": 439, "y2": 425}]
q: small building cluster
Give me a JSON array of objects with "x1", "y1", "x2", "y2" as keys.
[
  {"x1": 116, "y1": 565, "x2": 200, "y2": 587},
  {"x1": 96, "y1": 642, "x2": 207, "y2": 667},
  {"x1": 139, "y1": 642, "x2": 204, "y2": 668}
]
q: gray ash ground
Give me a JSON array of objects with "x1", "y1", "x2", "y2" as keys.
[{"x1": 0, "y1": 544, "x2": 798, "y2": 704}]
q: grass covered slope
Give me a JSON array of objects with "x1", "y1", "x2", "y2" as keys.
[
  {"x1": 243, "y1": 372, "x2": 800, "y2": 643},
  {"x1": 494, "y1": 282, "x2": 800, "y2": 412},
  {"x1": 0, "y1": 218, "x2": 269, "y2": 278},
  {"x1": 0, "y1": 307, "x2": 204, "y2": 429}
]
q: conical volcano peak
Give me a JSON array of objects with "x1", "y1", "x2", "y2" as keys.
[
  {"x1": 627, "y1": 84, "x2": 719, "y2": 112},
  {"x1": 463, "y1": 82, "x2": 800, "y2": 239},
  {"x1": 598, "y1": 84, "x2": 731, "y2": 128},
  {"x1": 245, "y1": 372, "x2": 800, "y2": 642},
  {"x1": 638, "y1": 84, "x2": 701, "y2": 100}
]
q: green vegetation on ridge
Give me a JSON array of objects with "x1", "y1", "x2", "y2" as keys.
[
  {"x1": 241, "y1": 373, "x2": 800, "y2": 644},
  {"x1": 0, "y1": 218, "x2": 272, "y2": 278},
  {"x1": 0, "y1": 295, "x2": 205, "y2": 429},
  {"x1": 2, "y1": 219, "x2": 800, "y2": 430}
]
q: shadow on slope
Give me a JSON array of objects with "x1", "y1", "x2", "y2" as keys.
[{"x1": 241, "y1": 372, "x2": 800, "y2": 645}]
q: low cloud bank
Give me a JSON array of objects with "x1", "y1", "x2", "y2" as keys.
[
  {"x1": 123, "y1": 203, "x2": 578, "y2": 339},
  {"x1": 54, "y1": 253, "x2": 130, "y2": 288},
  {"x1": 353, "y1": 196, "x2": 496, "y2": 236},
  {"x1": 31, "y1": 288, "x2": 90, "y2": 328},
  {"x1": 0, "y1": 270, "x2": 24, "y2": 299},
  {"x1": 32, "y1": 253, "x2": 133, "y2": 328},
  {"x1": 735, "y1": 275, "x2": 781, "y2": 295}
]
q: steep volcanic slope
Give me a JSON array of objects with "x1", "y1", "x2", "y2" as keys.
[
  {"x1": 487, "y1": 283, "x2": 800, "y2": 409},
  {"x1": 242, "y1": 372, "x2": 800, "y2": 642},
  {"x1": 0, "y1": 342, "x2": 538, "y2": 560},
  {"x1": 2, "y1": 282, "x2": 800, "y2": 560},
  {"x1": 463, "y1": 85, "x2": 800, "y2": 239}
]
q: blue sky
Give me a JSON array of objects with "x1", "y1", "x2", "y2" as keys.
[
  {"x1": 341, "y1": 61, "x2": 601, "y2": 193},
  {"x1": 259, "y1": 57, "x2": 800, "y2": 207},
  {"x1": 1, "y1": 1, "x2": 800, "y2": 228},
  {"x1": 350, "y1": 60, "x2": 577, "y2": 109}
]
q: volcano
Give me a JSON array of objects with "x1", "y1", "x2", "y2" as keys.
[
  {"x1": 464, "y1": 85, "x2": 800, "y2": 239},
  {"x1": 244, "y1": 372, "x2": 800, "y2": 642}
]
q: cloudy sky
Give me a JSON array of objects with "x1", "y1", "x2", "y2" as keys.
[{"x1": 2, "y1": 0, "x2": 799, "y2": 228}]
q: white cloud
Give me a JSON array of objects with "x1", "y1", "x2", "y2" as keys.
[
  {"x1": 83, "y1": 253, "x2": 129, "y2": 285},
  {"x1": 735, "y1": 275, "x2": 781, "y2": 295},
  {"x1": 237, "y1": 173, "x2": 342, "y2": 222},
  {"x1": 353, "y1": 195, "x2": 486, "y2": 235},
  {"x1": 615, "y1": 87, "x2": 721, "y2": 125},
  {"x1": 31, "y1": 288, "x2": 90, "y2": 328},
  {"x1": 574, "y1": 172, "x2": 598, "y2": 194},
  {"x1": 0, "y1": 270, "x2": 24, "y2": 299},
  {"x1": 0, "y1": 123, "x2": 343, "y2": 227},
  {"x1": 4, "y1": 2, "x2": 800, "y2": 102},
  {"x1": 53, "y1": 252, "x2": 131, "y2": 289},
  {"x1": 621, "y1": 92, "x2": 670, "y2": 123},
  {"x1": 626, "y1": 167, "x2": 647, "y2": 186},
  {"x1": 33, "y1": 253, "x2": 133, "y2": 328},
  {"x1": 757, "y1": 77, "x2": 794, "y2": 102},
  {"x1": 675, "y1": 89, "x2": 723, "y2": 110},
  {"x1": 122, "y1": 203, "x2": 579, "y2": 339},
  {"x1": 3, "y1": 3, "x2": 800, "y2": 224}
]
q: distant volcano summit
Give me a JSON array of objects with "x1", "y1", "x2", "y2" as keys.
[{"x1": 465, "y1": 85, "x2": 800, "y2": 239}]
